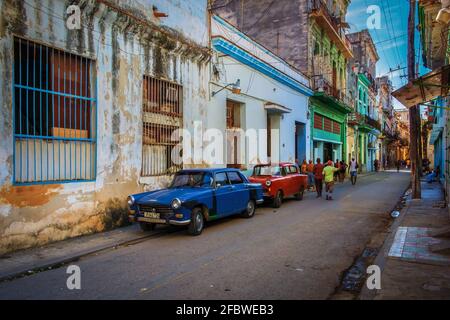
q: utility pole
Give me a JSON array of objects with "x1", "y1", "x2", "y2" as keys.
[{"x1": 407, "y1": 0, "x2": 422, "y2": 199}]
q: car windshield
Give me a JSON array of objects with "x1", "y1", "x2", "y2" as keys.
[
  {"x1": 170, "y1": 172, "x2": 212, "y2": 188},
  {"x1": 253, "y1": 166, "x2": 282, "y2": 176}
]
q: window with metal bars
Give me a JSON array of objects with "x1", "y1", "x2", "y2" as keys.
[
  {"x1": 142, "y1": 76, "x2": 183, "y2": 176},
  {"x1": 314, "y1": 113, "x2": 341, "y2": 135},
  {"x1": 13, "y1": 37, "x2": 97, "y2": 184}
]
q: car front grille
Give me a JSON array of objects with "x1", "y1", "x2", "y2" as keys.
[{"x1": 138, "y1": 204, "x2": 174, "y2": 216}]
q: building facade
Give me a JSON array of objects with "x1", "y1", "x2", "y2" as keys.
[
  {"x1": 377, "y1": 76, "x2": 399, "y2": 168},
  {"x1": 346, "y1": 30, "x2": 381, "y2": 172},
  {"x1": 0, "y1": 0, "x2": 211, "y2": 254},
  {"x1": 209, "y1": 15, "x2": 313, "y2": 172},
  {"x1": 212, "y1": 0, "x2": 354, "y2": 163},
  {"x1": 418, "y1": 0, "x2": 449, "y2": 199}
]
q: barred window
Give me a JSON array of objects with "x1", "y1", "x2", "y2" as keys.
[
  {"x1": 13, "y1": 37, "x2": 97, "y2": 184},
  {"x1": 314, "y1": 113, "x2": 341, "y2": 135},
  {"x1": 142, "y1": 76, "x2": 183, "y2": 176},
  {"x1": 314, "y1": 113, "x2": 323, "y2": 130}
]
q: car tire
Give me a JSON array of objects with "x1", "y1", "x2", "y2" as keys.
[
  {"x1": 272, "y1": 190, "x2": 283, "y2": 208},
  {"x1": 139, "y1": 222, "x2": 156, "y2": 232},
  {"x1": 242, "y1": 199, "x2": 256, "y2": 218},
  {"x1": 295, "y1": 186, "x2": 305, "y2": 201},
  {"x1": 188, "y1": 207, "x2": 204, "y2": 236}
]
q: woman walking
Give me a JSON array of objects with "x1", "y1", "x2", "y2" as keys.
[
  {"x1": 339, "y1": 161, "x2": 347, "y2": 183},
  {"x1": 313, "y1": 158, "x2": 324, "y2": 198}
]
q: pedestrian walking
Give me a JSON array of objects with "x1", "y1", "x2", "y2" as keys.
[
  {"x1": 396, "y1": 160, "x2": 401, "y2": 172},
  {"x1": 349, "y1": 158, "x2": 358, "y2": 185},
  {"x1": 374, "y1": 159, "x2": 379, "y2": 172},
  {"x1": 323, "y1": 160, "x2": 339, "y2": 200},
  {"x1": 334, "y1": 159, "x2": 340, "y2": 182},
  {"x1": 306, "y1": 160, "x2": 315, "y2": 191},
  {"x1": 301, "y1": 160, "x2": 307, "y2": 174},
  {"x1": 313, "y1": 158, "x2": 324, "y2": 198},
  {"x1": 339, "y1": 161, "x2": 347, "y2": 183}
]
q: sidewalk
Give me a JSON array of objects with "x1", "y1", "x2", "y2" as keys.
[
  {"x1": 0, "y1": 223, "x2": 162, "y2": 282},
  {"x1": 363, "y1": 180, "x2": 450, "y2": 299}
]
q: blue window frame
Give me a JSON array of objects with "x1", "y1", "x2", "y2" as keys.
[{"x1": 13, "y1": 37, "x2": 97, "y2": 185}]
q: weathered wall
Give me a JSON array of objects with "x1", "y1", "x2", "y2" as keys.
[
  {"x1": 212, "y1": 0, "x2": 309, "y2": 75},
  {"x1": 0, "y1": 0, "x2": 210, "y2": 254}
]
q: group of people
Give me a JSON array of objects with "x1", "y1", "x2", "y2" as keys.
[{"x1": 299, "y1": 158, "x2": 359, "y2": 201}]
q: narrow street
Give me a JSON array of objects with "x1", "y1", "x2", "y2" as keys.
[{"x1": 0, "y1": 172, "x2": 409, "y2": 300}]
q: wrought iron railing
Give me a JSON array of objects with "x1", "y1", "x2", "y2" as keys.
[{"x1": 312, "y1": 76, "x2": 353, "y2": 108}]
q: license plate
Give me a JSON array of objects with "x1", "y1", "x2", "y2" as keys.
[{"x1": 144, "y1": 212, "x2": 160, "y2": 219}]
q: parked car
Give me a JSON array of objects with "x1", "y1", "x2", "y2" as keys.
[
  {"x1": 248, "y1": 163, "x2": 307, "y2": 208},
  {"x1": 127, "y1": 168, "x2": 264, "y2": 235}
]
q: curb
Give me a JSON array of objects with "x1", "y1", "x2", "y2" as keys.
[
  {"x1": 358, "y1": 184, "x2": 412, "y2": 300},
  {"x1": 0, "y1": 228, "x2": 167, "y2": 283}
]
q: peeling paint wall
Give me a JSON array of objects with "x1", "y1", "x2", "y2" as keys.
[{"x1": 0, "y1": 0, "x2": 210, "y2": 254}]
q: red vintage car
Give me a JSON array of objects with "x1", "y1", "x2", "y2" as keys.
[{"x1": 248, "y1": 163, "x2": 308, "y2": 208}]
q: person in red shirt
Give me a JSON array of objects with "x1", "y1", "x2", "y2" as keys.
[{"x1": 313, "y1": 158, "x2": 325, "y2": 198}]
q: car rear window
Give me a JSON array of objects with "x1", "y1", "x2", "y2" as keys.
[
  {"x1": 287, "y1": 166, "x2": 298, "y2": 174},
  {"x1": 254, "y1": 166, "x2": 282, "y2": 176},
  {"x1": 227, "y1": 171, "x2": 244, "y2": 184}
]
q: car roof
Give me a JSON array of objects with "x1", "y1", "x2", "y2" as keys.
[{"x1": 178, "y1": 168, "x2": 242, "y2": 174}]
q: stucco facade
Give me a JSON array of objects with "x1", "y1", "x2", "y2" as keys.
[
  {"x1": 0, "y1": 0, "x2": 211, "y2": 254},
  {"x1": 209, "y1": 15, "x2": 313, "y2": 172}
]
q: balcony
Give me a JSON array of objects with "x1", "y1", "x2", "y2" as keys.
[
  {"x1": 347, "y1": 113, "x2": 382, "y2": 132},
  {"x1": 312, "y1": 76, "x2": 353, "y2": 112},
  {"x1": 308, "y1": 0, "x2": 353, "y2": 59},
  {"x1": 365, "y1": 115, "x2": 382, "y2": 132}
]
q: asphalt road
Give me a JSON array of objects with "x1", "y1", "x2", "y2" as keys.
[{"x1": 0, "y1": 172, "x2": 410, "y2": 299}]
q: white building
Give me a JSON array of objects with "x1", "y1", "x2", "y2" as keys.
[{"x1": 209, "y1": 15, "x2": 313, "y2": 174}]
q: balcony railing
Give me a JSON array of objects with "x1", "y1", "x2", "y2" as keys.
[
  {"x1": 313, "y1": 76, "x2": 353, "y2": 108},
  {"x1": 308, "y1": 0, "x2": 353, "y2": 58},
  {"x1": 309, "y1": 0, "x2": 340, "y2": 33},
  {"x1": 347, "y1": 113, "x2": 382, "y2": 131},
  {"x1": 366, "y1": 115, "x2": 381, "y2": 131}
]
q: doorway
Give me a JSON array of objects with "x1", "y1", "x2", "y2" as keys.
[
  {"x1": 323, "y1": 142, "x2": 333, "y2": 162},
  {"x1": 295, "y1": 122, "x2": 306, "y2": 163}
]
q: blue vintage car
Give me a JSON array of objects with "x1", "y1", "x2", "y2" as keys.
[{"x1": 127, "y1": 168, "x2": 264, "y2": 235}]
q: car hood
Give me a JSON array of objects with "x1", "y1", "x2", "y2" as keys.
[{"x1": 137, "y1": 187, "x2": 211, "y2": 205}]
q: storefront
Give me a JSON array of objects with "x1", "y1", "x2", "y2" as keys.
[{"x1": 310, "y1": 96, "x2": 350, "y2": 163}]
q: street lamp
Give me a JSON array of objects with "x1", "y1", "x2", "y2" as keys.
[{"x1": 212, "y1": 79, "x2": 241, "y2": 97}]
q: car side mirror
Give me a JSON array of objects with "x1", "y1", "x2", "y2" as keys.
[{"x1": 216, "y1": 183, "x2": 222, "y2": 188}]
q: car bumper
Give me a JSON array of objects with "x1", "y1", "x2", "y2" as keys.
[
  {"x1": 256, "y1": 199, "x2": 265, "y2": 204},
  {"x1": 129, "y1": 215, "x2": 191, "y2": 226}
]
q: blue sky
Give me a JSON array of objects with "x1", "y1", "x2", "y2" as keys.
[{"x1": 346, "y1": 0, "x2": 429, "y2": 109}]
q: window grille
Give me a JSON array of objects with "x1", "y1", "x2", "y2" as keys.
[
  {"x1": 142, "y1": 76, "x2": 183, "y2": 176},
  {"x1": 13, "y1": 37, "x2": 97, "y2": 184}
]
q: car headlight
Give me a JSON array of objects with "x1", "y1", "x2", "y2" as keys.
[
  {"x1": 265, "y1": 180, "x2": 272, "y2": 187},
  {"x1": 127, "y1": 195, "x2": 135, "y2": 207},
  {"x1": 171, "y1": 198, "x2": 182, "y2": 210}
]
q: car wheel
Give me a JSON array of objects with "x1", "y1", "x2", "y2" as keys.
[
  {"x1": 139, "y1": 222, "x2": 156, "y2": 232},
  {"x1": 272, "y1": 190, "x2": 283, "y2": 208},
  {"x1": 295, "y1": 186, "x2": 305, "y2": 201},
  {"x1": 188, "y1": 207, "x2": 204, "y2": 236},
  {"x1": 242, "y1": 199, "x2": 256, "y2": 218}
]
